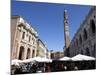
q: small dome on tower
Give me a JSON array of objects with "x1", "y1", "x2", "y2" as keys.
[{"x1": 64, "y1": 9, "x2": 67, "y2": 12}]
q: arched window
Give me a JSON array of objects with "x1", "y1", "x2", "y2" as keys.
[
  {"x1": 74, "y1": 39, "x2": 78, "y2": 48},
  {"x1": 26, "y1": 48, "x2": 31, "y2": 59},
  {"x1": 83, "y1": 29, "x2": 88, "y2": 40},
  {"x1": 29, "y1": 36, "x2": 31, "y2": 42},
  {"x1": 32, "y1": 50, "x2": 35, "y2": 57},
  {"x1": 76, "y1": 39, "x2": 78, "y2": 47},
  {"x1": 85, "y1": 47, "x2": 90, "y2": 56},
  {"x1": 22, "y1": 32, "x2": 25, "y2": 39},
  {"x1": 74, "y1": 40, "x2": 76, "y2": 48},
  {"x1": 81, "y1": 50, "x2": 83, "y2": 54},
  {"x1": 19, "y1": 46, "x2": 24, "y2": 60},
  {"x1": 90, "y1": 19, "x2": 96, "y2": 34},
  {"x1": 79, "y1": 35, "x2": 82, "y2": 44}
]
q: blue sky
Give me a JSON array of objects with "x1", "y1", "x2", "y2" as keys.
[{"x1": 11, "y1": 1, "x2": 92, "y2": 51}]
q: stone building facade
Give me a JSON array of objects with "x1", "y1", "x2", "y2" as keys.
[
  {"x1": 37, "y1": 39, "x2": 47, "y2": 57},
  {"x1": 69, "y1": 6, "x2": 96, "y2": 57},
  {"x1": 11, "y1": 16, "x2": 49, "y2": 60},
  {"x1": 46, "y1": 51, "x2": 51, "y2": 59},
  {"x1": 51, "y1": 51, "x2": 64, "y2": 59},
  {"x1": 36, "y1": 39, "x2": 51, "y2": 58}
]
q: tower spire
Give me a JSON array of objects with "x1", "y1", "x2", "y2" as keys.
[{"x1": 64, "y1": 9, "x2": 70, "y2": 56}]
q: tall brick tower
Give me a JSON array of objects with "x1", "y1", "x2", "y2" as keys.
[{"x1": 64, "y1": 10, "x2": 70, "y2": 56}]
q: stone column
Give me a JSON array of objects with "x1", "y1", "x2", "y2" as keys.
[
  {"x1": 24, "y1": 45, "x2": 27, "y2": 60},
  {"x1": 34, "y1": 48, "x2": 37, "y2": 57},
  {"x1": 16, "y1": 43, "x2": 20, "y2": 59},
  {"x1": 16, "y1": 27, "x2": 23, "y2": 59}
]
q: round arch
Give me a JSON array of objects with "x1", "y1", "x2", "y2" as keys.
[
  {"x1": 79, "y1": 35, "x2": 82, "y2": 44},
  {"x1": 83, "y1": 29, "x2": 88, "y2": 40},
  {"x1": 90, "y1": 19, "x2": 96, "y2": 33},
  {"x1": 26, "y1": 48, "x2": 31, "y2": 59},
  {"x1": 32, "y1": 50, "x2": 35, "y2": 57},
  {"x1": 85, "y1": 47, "x2": 90, "y2": 56},
  {"x1": 81, "y1": 49, "x2": 83, "y2": 54},
  {"x1": 76, "y1": 39, "x2": 78, "y2": 47},
  {"x1": 18, "y1": 46, "x2": 24, "y2": 60}
]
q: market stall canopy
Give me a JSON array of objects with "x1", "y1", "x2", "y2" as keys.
[
  {"x1": 71, "y1": 54, "x2": 96, "y2": 61},
  {"x1": 12, "y1": 57, "x2": 52, "y2": 64},
  {"x1": 11, "y1": 59, "x2": 22, "y2": 66},
  {"x1": 34, "y1": 57, "x2": 52, "y2": 62},
  {"x1": 59, "y1": 56, "x2": 71, "y2": 61},
  {"x1": 21, "y1": 58, "x2": 36, "y2": 63}
]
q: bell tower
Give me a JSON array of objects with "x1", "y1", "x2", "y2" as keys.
[{"x1": 64, "y1": 10, "x2": 70, "y2": 56}]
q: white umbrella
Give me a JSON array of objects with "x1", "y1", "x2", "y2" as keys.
[
  {"x1": 21, "y1": 58, "x2": 36, "y2": 63},
  {"x1": 71, "y1": 54, "x2": 95, "y2": 61},
  {"x1": 41, "y1": 57, "x2": 52, "y2": 62},
  {"x1": 34, "y1": 57, "x2": 52, "y2": 62},
  {"x1": 11, "y1": 59, "x2": 22, "y2": 66},
  {"x1": 59, "y1": 57, "x2": 71, "y2": 61}
]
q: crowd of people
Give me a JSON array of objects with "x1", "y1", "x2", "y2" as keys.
[{"x1": 11, "y1": 60, "x2": 96, "y2": 75}]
